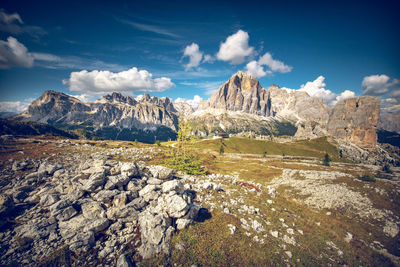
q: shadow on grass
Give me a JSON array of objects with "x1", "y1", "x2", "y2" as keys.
[{"x1": 195, "y1": 208, "x2": 212, "y2": 223}]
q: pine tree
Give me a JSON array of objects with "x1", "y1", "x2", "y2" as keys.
[{"x1": 323, "y1": 153, "x2": 331, "y2": 166}]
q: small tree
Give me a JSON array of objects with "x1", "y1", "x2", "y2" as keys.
[
  {"x1": 155, "y1": 140, "x2": 161, "y2": 146},
  {"x1": 168, "y1": 117, "x2": 205, "y2": 175},
  {"x1": 263, "y1": 151, "x2": 267, "y2": 157},
  {"x1": 134, "y1": 139, "x2": 138, "y2": 145},
  {"x1": 323, "y1": 153, "x2": 331, "y2": 166},
  {"x1": 219, "y1": 145, "x2": 224, "y2": 155}
]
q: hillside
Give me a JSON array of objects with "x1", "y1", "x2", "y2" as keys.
[{"x1": 0, "y1": 119, "x2": 77, "y2": 139}]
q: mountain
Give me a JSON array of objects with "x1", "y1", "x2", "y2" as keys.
[
  {"x1": 12, "y1": 72, "x2": 382, "y2": 148},
  {"x1": 379, "y1": 105, "x2": 400, "y2": 134},
  {"x1": 192, "y1": 72, "x2": 330, "y2": 138},
  {"x1": 13, "y1": 91, "x2": 181, "y2": 142},
  {"x1": 192, "y1": 72, "x2": 380, "y2": 149},
  {"x1": 199, "y1": 71, "x2": 271, "y2": 116}
]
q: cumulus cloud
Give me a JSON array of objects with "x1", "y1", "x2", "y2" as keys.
[
  {"x1": 245, "y1": 52, "x2": 292, "y2": 78},
  {"x1": 336, "y1": 90, "x2": 356, "y2": 102},
  {"x1": 0, "y1": 36, "x2": 34, "y2": 69},
  {"x1": 0, "y1": 101, "x2": 30, "y2": 113},
  {"x1": 362, "y1": 74, "x2": 400, "y2": 101},
  {"x1": 284, "y1": 76, "x2": 356, "y2": 105},
  {"x1": 245, "y1": 60, "x2": 268, "y2": 77},
  {"x1": 362, "y1": 74, "x2": 391, "y2": 96},
  {"x1": 258, "y1": 53, "x2": 292, "y2": 73},
  {"x1": 182, "y1": 43, "x2": 203, "y2": 70},
  {"x1": 203, "y1": 54, "x2": 214, "y2": 63},
  {"x1": 0, "y1": 9, "x2": 46, "y2": 38},
  {"x1": 174, "y1": 95, "x2": 203, "y2": 109},
  {"x1": 63, "y1": 67, "x2": 175, "y2": 95},
  {"x1": 217, "y1": 30, "x2": 254, "y2": 64}
]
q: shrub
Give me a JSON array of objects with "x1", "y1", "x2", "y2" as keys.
[
  {"x1": 357, "y1": 174, "x2": 376, "y2": 182},
  {"x1": 322, "y1": 153, "x2": 331, "y2": 166},
  {"x1": 134, "y1": 139, "x2": 138, "y2": 145},
  {"x1": 219, "y1": 145, "x2": 224, "y2": 155},
  {"x1": 263, "y1": 151, "x2": 267, "y2": 157},
  {"x1": 155, "y1": 140, "x2": 161, "y2": 146}
]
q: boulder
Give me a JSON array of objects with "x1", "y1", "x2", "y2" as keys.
[
  {"x1": 81, "y1": 172, "x2": 106, "y2": 192},
  {"x1": 148, "y1": 166, "x2": 174, "y2": 180},
  {"x1": 120, "y1": 162, "x2": 139, "y2": 178},
  {"x1": 162, "y1": 180, "x2": 184, "y2": 195}
]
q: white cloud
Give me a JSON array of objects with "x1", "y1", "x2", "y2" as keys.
[
  {"x1": 245, "y1": 52, "x2": 292, "y2": 78},
  {"x1": 0, "y1": 10, "x2": 23, "y2": 24},
  {"x1": 117, "y1": 18, "x2": 180, "y2": 38},
  {"x1": 245, "y1": 60, "x2": 268, "y2": 77},
  {"x1": 0, "y1": 36, "x2": 34, "y2": 69},
  {"x1": 64, "y1": 67, "x2": 175, "y2": 95},
  {"x1": 183, "y1": 43, "x2": 203, "y2": 70},
  {"x1": 336, "y1": 90, "x2": 356, "y2": 102},
  {"x1": 362, "y1": 74, "x2": 391, "y2": 96},
  {"x1": 0, "y1": 101, "x2": 30, "y2": 113},
  {"x1": 203, "y1": 54, "x2": 214, "y2": 63},
  {"x1": 68, "y1": 93, "x2": 92, "y2": 102},
  {"x1": 284, "y1": 76, "x2": 356, "y2": 105},
  {"x1": 258, "y1": 52, "x2": 292, "y2": 73},
  {"x1": 0, "y1": 10, "x2": 46, "y2": 38},
  {"x1": 174, "y1": 95, "x2": 203, "y2": 109},
  {"x1": 217, "y1": 30, "x2": 254, "y2": 64},
  {"x1": 32, "y1": 52, "x2": 126, "y2": 71},
  {"x1": 299, "y1": 76, "x2": 337, "y2": 104}
]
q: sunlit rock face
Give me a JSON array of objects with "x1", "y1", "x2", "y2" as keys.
[{"x1": 327, "y1": 96, "x2": 380, "y2": 149}]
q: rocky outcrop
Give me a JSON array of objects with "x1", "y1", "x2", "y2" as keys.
[
  {"x1": 0, "y1": 153, "x2": 204, "y2": 265},
  {"x1": 200, "y1": 72, "x2": 272, "y2": 116},
  {"x1": 327, "y1": 96, "x2": 380, "y2": 149},
  {"x1": 267, "y1": 85, "x2": 329, "y2": 127}
]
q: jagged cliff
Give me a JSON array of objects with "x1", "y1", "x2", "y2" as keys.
[{"x1": 327, "y1": 96, "x2": 380, "y2": 149}]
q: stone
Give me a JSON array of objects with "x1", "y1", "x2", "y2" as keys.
[
  {"x1": 148, "y1": 165, "x2": 174, "y2": 180},
  {"x1": 117, "y1": 254, "x2": 133, "y2": 267},
  {"x1": 105, "y1": 175, "x2": 130, "y2": 190},
  {"x1": 106, "y1": 205, "x2": 139, "y2": 221},
  {"x1": 39, "y1": 193, "x2": 60, "y2": 206},
  {"x1": 0, "y1": 194, "x2": 14, "y2": 215},
  {"x1": 147, "y1": 177, "x2": 163, "y2": 185},
  {"x1": 251, "y1": 219, "x2": 264, "y2": 233},
  {"x1": 113, "y1": 192, "x2": 128, "y2": 207},
  {"x1": 93, "y1": 190, "x2": 119, "y2": 203},
  {"x1": 176, "y1": 218, "x2": 192, "y2": 230},
  {"x1": 162, "y1": 180, "x2": 184, "y2": 195},
  {"x1": 270, "y1": 230, "x2": 279, "y2": 238},
  {"x1": 138, "y1": 210, "x2": 173, "y2": 259},
  {"x1": 81, "y1": 201, "x2": 106, "y2": 219},
  {"x1": 56, "y1": 206, "x2": 78, "y2": 221},
  {"x1": 162, "y1": 194, "x2": 189, "y2": 218},
  {"x1": 69, "y1": 231, "x2": 95, "y2": 253},
  {"x1": 83, "y1": 218, "x2": 109, "y2": 234},
  {"x1": 81, "y1": 172, "x2": 106, "y2": 192},
  {"x1": 228, "y1": 224, "x2": 237, "y2": 235},
  {"x1": 120, "y1": 162, "x2": 139, "y2": 178},
  {"x1": 282, "y1": 235, "x2": 296, "y2": 245}
]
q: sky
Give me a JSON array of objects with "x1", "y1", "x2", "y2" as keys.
[{"x1": 0, "y1": 0, "x2": 399, "y2": 113}]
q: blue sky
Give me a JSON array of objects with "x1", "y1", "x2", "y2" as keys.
[{"x1": 0, "y1": 0, "x2": 399, "y2": 112}]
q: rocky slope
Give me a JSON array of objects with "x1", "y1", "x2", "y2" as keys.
[{"x1": 327, "y1": 96, "x2": 380, "y2": 149}]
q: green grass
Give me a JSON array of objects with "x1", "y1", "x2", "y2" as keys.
[{"x1": 189, "y1": 136, "x2": 342, "y2": 161}]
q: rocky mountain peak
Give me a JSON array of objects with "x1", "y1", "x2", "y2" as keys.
[
  {"x1": 100, "y1": 92, "x2": 137, "y2": 106},
  {"x1": 200, "y1": 71, "x2": 271, "y2": 116}
]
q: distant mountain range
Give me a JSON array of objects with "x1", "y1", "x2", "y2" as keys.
[{"x1": 6, "y1": 71, "x2": 398, "y2": 148}]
